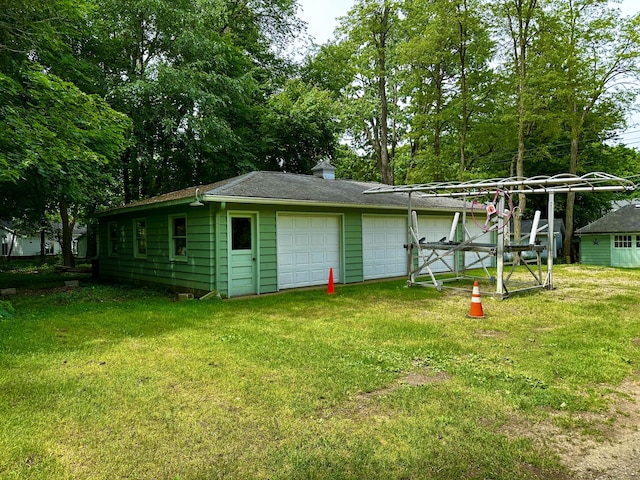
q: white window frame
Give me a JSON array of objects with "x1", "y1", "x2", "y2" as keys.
[
  {"x1": 134, "y1": 218, "x2": 148, "y2": 259},
  {"x1": 614, "y1": 235, "x2": 632, "y2": 248},
  {"x1": 169, "y1": 215, "x2": 187, "y2": 261},
  {"x1": 108, "y1": 222, "x2": 118, "y2": 256}
]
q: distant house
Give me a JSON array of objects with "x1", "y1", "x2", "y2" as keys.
[
  {"x1": 576, "y1": 203, "x2": 640, "y2": 268},
  {"x1": 1, "y1": 222, "x2": 87, "y2": 259},
  {"x1": 96, "y1": 164, "x2": 486, "y2": 297},
  {"x1": 516, "y1": 218, "x2": 565, "y2": 259}
]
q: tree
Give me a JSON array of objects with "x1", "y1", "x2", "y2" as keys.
[
  {"x1": 399, "y1": 0, "x2": 495, "y2": 183},
  {"x1": 261, "y1": 79, "x2": 342, "y2": 173},
  {"x1": 83, "y1": 0, "x2": 304, "y2": 200},
  {"x1": 491, "y1": 0, "x2": 545, "y2": 242},
  {"x1": 548, "y1": 0, "x2": 640, "y2": 262},
  {"x1": 336, "y1": 0, "x2": 403, "y2": 185},
  {"x1": 1, "y1": 0, "x2": 88, "y2": 183},
  {"x1": 0, "y1": 65, "x2": 130, "y2": 266}
]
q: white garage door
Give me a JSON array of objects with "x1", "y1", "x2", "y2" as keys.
[
  {"x1": 362, "y1": 215, "x2": 408, "y2": 280},
  {"x1": 464, "y1": 220, "x2": 493, "y2": 268},
  {"x1": 417, "y1": 216, "x2": 455, "y2": 273},
  {"x1": 277, "y1": 215, "x2": 340, "y2": 289}
]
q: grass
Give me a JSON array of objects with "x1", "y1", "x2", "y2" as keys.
[{"x1": 1, "y1": 263, "x2": 639, "y2": 479}]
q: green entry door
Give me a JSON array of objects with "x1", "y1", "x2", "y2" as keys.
[{"x1": 229, "y1": 214, "x2": 257, "y2": 297}]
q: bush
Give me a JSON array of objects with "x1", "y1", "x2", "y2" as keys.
[{"x1": 0, "y1": 300, "x2": 15, "y2": 319}]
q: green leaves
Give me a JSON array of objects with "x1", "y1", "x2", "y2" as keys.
[{"x1": 261, "y1": 79, "x2": 342, "y2": 173}]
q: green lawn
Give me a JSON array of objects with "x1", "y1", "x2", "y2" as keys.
[{"x1": 1, "y1": 264, "x2": 639, "y2": 479}]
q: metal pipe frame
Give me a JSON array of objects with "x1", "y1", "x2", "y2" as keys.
[{"x1": 372, "y1": 173, "x2": 636, "y2": 299}]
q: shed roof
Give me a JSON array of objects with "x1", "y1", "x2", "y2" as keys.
[
  {"x1": 576, "y1": 204, "x2": 640, "y2": 235},
  {"x1": 100, "y1": 171, "x2": 466, "y2": 215}
]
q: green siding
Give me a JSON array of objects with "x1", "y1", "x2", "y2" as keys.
[
  {"x1": 344, "y1": 212, "x2": 363, "y2": 283},
  {"x1": 215, "y1": 206, "x2": 229, "y2": 296},
  {"x1": 579, "y1": 235, "x2": 612, "y2": 266},
  {"x1": 98, "y1": 199, "x2": 450, "y2": 297},
  {"x1": 99, "y1": 204, "x2": 215, "y2": 294},
  {"x1": 258, "y1": 211, "x2": 278, "y2": 294}
]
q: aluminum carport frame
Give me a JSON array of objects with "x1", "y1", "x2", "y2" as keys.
[{"x1": 364, "y1": 173, "x2": 637, "y2": 298}]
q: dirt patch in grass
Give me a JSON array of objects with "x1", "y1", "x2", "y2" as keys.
[
  {"x1": 474, "y1": 329, "x2": 509, "y2": 339},
  {"x1": 506, "y1": 375, "x2": 640, "y2": 479},
  {"x1": 360, "y1": 364, "x2": 452, "y2": 400},
  {"x1": 22, "y1": 286, "x2": 80, "y2": 296}
]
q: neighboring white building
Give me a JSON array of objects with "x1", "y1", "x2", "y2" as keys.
[{"x1": 1, "y1": 222, "x2": 87, "y2": 258}]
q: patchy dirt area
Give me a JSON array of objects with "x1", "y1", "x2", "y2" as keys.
[
  {"x1": 358, "y1": 363, "x2": 452, "y2": 401},
  {"x1": 512, "y1": 374, "x2": 640, "y2": 479},
  {"x1": 366, "y1": 363, "x2": 640, "y2": 479},
  {"x1": 561, "y1": 377, "x2": 640, "y2": 479}
]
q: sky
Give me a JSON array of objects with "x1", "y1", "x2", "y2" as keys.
[
  {"x1": 296, "y1": 0, "x2": 640, "y2": 148},
  {"x1": 297, "y1": 0, "x2": 639, "y2": 45}
]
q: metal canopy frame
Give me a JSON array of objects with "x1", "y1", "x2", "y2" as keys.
[
  {"x1": 364, "y1": 172, "x2": 636, "y2": 299},
  {"x1": 364, "y1": 172, "x2": 637, "y2": 197}
]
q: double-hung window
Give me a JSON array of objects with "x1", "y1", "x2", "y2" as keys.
[
  {"x1": 134, "y1": 219, "x2": 147, "y2": 258},
  {"x1": 170, "y1": 216, "x2": 187, "y2": 260},
  {"x1": 108, "y1": 222, "x2": 118, "y2": 255}
]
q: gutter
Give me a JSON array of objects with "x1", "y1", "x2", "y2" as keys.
[
  {"x1": 96, "y1": 195, "x2": 464, "y2": 217},
  {"x1": 201, "y1": 195, "x2": 464, "y2": 213}
]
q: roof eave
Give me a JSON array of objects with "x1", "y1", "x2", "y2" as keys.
[
  {"x1": 95, "y1": 194, "x2": 464, "y2": 217},
  {"x1": 203, "y1": 194, "x2": 461, "y2": 212},
  {"x1": 95, "y1": 197, "x2": 193, "y2": 217}
]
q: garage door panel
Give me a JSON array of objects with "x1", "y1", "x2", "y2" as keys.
[
  {"x1": 362, "y1": 215, "x2": 407, "y2": 280},
  {"x1": 464, "y1": 223, "x2": 492, "y2": 268},
  {"x1": 417, "y1": 216, "x2": 453, "y2": 273},
  {"x1": 278, "y1": 215, "x2": 340, "y2": 290}
]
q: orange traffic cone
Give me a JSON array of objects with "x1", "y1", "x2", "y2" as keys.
[
  {"x1": 468, "y1": 281, "x2": 484, "y2": 318},
  {"x1": 327, "y1": 268, "x2": 335, "y2": 294}
]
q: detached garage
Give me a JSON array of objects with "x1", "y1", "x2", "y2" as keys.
[
  {"x1": 97, "y1": 162, "x2": 467, "y2": 297},
  {"x1": 577, "y1": 203, "x2": 640, "y2": 268}
]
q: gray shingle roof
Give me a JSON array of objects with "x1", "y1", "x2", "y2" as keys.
[
  {"x1": 576, "y1": 204, "x2": 640, "y2": 234},
  {"x1": 102, "y1": 171, "x2": 467, "y2": 213},
  {"x1": 203, "y1": 171, "x2": 464, "y2": 209}
]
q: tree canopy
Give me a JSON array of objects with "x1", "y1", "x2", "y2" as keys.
[{"x1": 1, "y1": 0, "x2": 640, "y2": 263}]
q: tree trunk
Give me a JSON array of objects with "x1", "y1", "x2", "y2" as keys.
[
  {"x1": 59, "y1": 201, "x2": 75, "y2": 268},
  {"x1": 378, "y1": 73, "x2": 393, "y2": 185},
  {"x1": 6, "y1": 230, "x2": 15, "y2": 262},
  {"x1": 458, "y1": 0, "x2": 469, "y2": 174},
  {"x1": 433, "y1": 65, "x2": 444, "y2": 181},
  {"x1": 376, "y1": 7, "x2": 393, "y2": 186},
  {"x1": 514, "y1": 20, "x2": 527, "y2": 245},
  {"x1": 563, "y1": 130, "x2": 580, "y2": 263},
  {"x1": 40, "y1": 228, "x2": 46, "y2": 264},
  {"x1": 122, "y1": 147, "x2": 132, "y2": 204}
]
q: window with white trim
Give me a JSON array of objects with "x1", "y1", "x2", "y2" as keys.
[
  {"x1": 134, "y1": 219, "x2": 147, "y2": 258},
  {"x1": 108, "y1": 222, "x2": 118, "y2": 255},
  {"x1": 614, "y1": 235, "x2": 632, "y2": 248},
  {"x1": 170, "y1": 216, "x2": 187, "y2": 259}
]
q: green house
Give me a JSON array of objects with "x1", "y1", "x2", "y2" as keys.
[
  {"x1": 96, "y1": 164, "x2": 471, "y2": 297},
  {"x1": 576, "y1": 203, "x2": 640, "y2": 268}
]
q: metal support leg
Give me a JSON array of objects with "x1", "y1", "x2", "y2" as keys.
[
  {"x1": 546, "y1": 193, "x2": 555, "y2": 290},
  {"x1": 496, "y1": 193, "x2": 505, "y2": 298}
]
